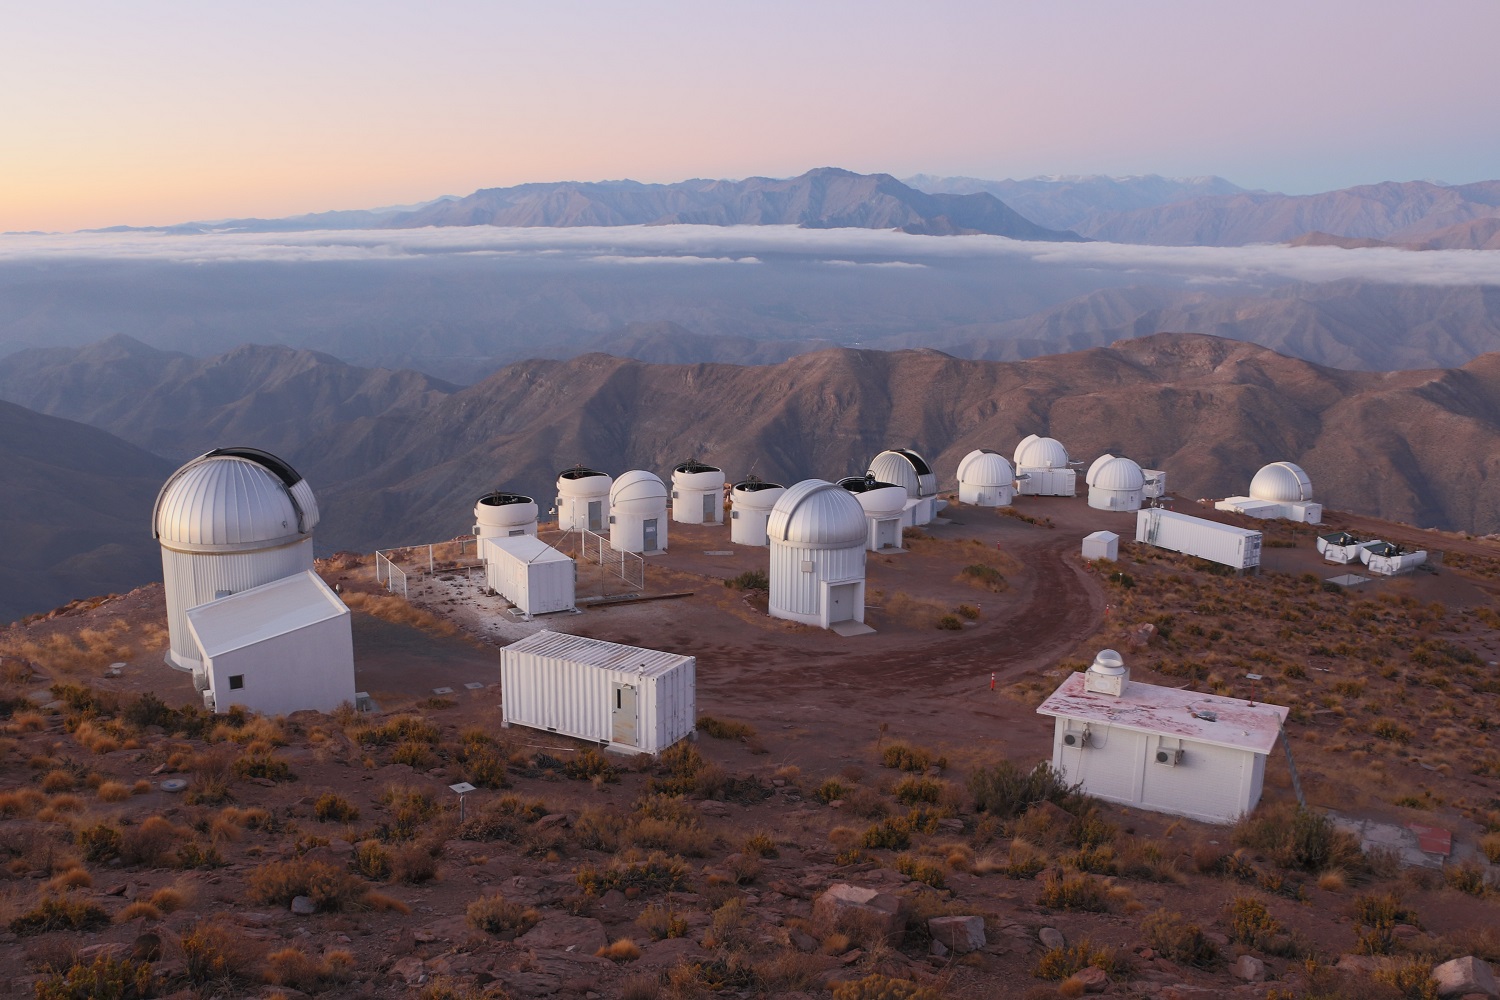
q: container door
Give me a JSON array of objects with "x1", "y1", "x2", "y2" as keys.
[
  {"x1": 827, "y1": 582, "x2": 857, "y2": 623},
  {"x1": 643, "y1": 518, "x2": 659, "y2": 552},
  {"x1": 611, "y1": 683, "x2": 639, "y2": 746},
  {"x1": 588, "y1": 500, "x2": 602, "y2": 532},
  {"x1": 703, "y1": 493, "x2": 716, "y2": 521}
]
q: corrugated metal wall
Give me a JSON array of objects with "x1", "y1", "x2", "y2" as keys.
[
  {"x1": 769, "y1": 539, "x2": 865, "y2": 622},
  {"x1": 483, "y1": 544, "x2": 575, "y2": 617},
  {"x1": 162, "y1": 539, "x2": 314, "y2": 670},
  {"x1": 1136, "y1": 509, "x2": 1261, "y2": 570},
  {"x1": 730, "y1": 508, "x2": 772, "y2": 546}
]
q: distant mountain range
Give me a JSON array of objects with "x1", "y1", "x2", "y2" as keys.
[
  {"x1": 101, "y1": 168, "x2": 1086, "y2": 243},
  {"x1": 3, "y1": 332, "x2": 1498, "y2": 624},
  {"x1": 902, "y1": 174, "x2": 1249, "y2": 232}
]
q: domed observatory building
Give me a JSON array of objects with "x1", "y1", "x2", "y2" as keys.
[
  {"x1": 1216, "y1": 461, "x2": 1321, "y2": 524},
  {"x1": 154, "y1": 447, "x2": 321, "y2": 675},
  {"x1": 839, "y1": 475, "x2": 907, "y2": 552},
  {"x1": 1086, "y1": 455, "x2": 1147, "y2": 512},
  {"x1": 609, "y1": 471, "x2": 669, "y2": 553},
  {"x1": 956, "y1": 449, "x2": 1016, "y2": 507},
  {"x1": 768, "y1": 480, "x2": 868, "y2": 631},
  {"x1": 556, "y1": 466, "x2": 613, "y2": 533},
  {"x1": 1014, "y1": 434, "x2": 1077, "y2": 497},
  {"x1": 473, "y1": 492, "x2": 539, "y2": 539},
  {"x1": 671, "y1": 460, "x2": 726, "y2": 525},
  {"x1": 868, "y1": 448, "x2": 941, "y2": 526},
  {"x1": 729, "y1": 477, "x2": 786, "y2": 547}
]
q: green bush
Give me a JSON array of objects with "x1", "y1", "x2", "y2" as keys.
[
  {"x1": 35, "y1": 954, "x2": 153, "y2": 1000},
  {"x1": 968, "y1": 760, "x2": 1078, "y2": 819},
  {"x1": 1142, "y1": 909, "x2": 1218, "y2": 967},
  {"x1": 77, "y1": 821, "x2": 123, "y2": 863},
  {"x1": 726, "y1": 570, "x2": 769, "y2": 591},
  {"x1": 562, "y1": 747, "x2": 619, "y2": 782}
]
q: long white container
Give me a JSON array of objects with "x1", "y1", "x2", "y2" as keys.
[
  {"x1": 481, "y1": 536, "x2": 575, "y2": 618},
  {"x1": 500, "y1": 630, "x2": 695, "y2": 754},
  {"x1": 1136, "y1": 508, "x2": 1262, "y2": 571},
  {"x1": 1017, "y1": 468, "x2": 1077, "y2": 497}
]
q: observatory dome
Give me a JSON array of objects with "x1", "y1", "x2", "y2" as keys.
[
  {"x1": 839, "y1": 477, "x2": 908, "y2": 518},
  {"x1": 957, "y1": 450, "x2": 1014, "y2": 488},
  {"x1": 868, "y1": 449, "x2": 936, "y2": 498},
  {"x1": 672, "y1": 460, "x2": 724, "y2": 491},
  {"x1": 1249, "y1": 462, "x2": 1313, "y2": 503},
  {"x1": 154, "y1": 448, "x2": 319, "y2": 553},
  {"x1": 1091, "y1": 457, "x2": 1145, "y2": 492},
  {"x1": 730, "y1": 478, "x2": 785, "y2": 510},
  {"x1": 768, "y1": 480, "x2": 868, "y2": 548},
  {"x1": 610, "y1": 470, "x2": 668, "y2": 513},
  {"x1": 1015, "y1": 436, "x2": 1070, "y2": 470},
  {"x1": 474, "y1": 492, "x2": 538, "y2": 537}
]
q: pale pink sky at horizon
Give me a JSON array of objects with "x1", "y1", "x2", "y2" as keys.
[{"x1": 4, "y1": 0, "x2": 1498, "y2": 232}]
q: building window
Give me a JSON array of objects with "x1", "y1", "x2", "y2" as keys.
[{"x1": 229, "y1": 675, "x2": 245, "y2": 690}]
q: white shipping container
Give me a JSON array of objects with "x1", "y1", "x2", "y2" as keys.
[
  {"x1": 1017, "y1": 469, "x2": 1077, "y2": 497},
  {"x1": 1136, "y1": 508, "x2": 1262, "y2": 571},
  {"x1": 500, "y1": 630, "x2": 695, "y2": 754},
  {"x1": 481, "y1": 536, "x2": 575, "y2": 618}
]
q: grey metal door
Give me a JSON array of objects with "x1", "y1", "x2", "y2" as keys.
[
  {"x1": 828, "y1": 582, "x2": 857, "y2": 623},
  {"x1": 643, "y1": 518, "x2": 659, "y2": 551},
  {"x1": 703, "y1": 493, "x2": 716, "y2": 520},
  {"x1": 588, "y1": 500, "x2": 603, "y2": 532},
  {"x1": 611, "y1": 683, "x2": 639, "y2": 746}
]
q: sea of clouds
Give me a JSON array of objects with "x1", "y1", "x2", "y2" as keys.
[{"x1": 0, "y1": 224, "x2": 1497, "y2": 288}]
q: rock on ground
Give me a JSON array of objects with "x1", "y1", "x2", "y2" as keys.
[
  {"x1": 517, "y1": 915, "x2": 610, "y2": 955},
  {"x1": 812, "y1": 884, "x2": 906, "y2": 944},
  {"x1": 1432, "y1": 956, "x2": 1498, "y2": 998},
  {"x1": 928, "y1": 915, "x2": 986, "y2": 954}
]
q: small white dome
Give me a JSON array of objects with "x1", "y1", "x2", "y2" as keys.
[
  {"x1": 1249, "y1": 462, "x2": 1313, "y2": 503},
  {"x1": 1090, "y1": 649, "x2": 1126, "y2": 675},
  {"x1": 868, "y1": 449, "x2": 936, "y2": 498},
  {"x1": 556, "y1": 466, "x2": 612, "y2": 497},
  {"x1": 1091, "y1": 457, "x2": 1145, "y2": 492},
  {"x1": 610, "y1": 470, "x2": 668, "y2": 512},
  {"x1": 768, "y1": 480, "x2": 868, "y2": 548},
  {"x1": 1016, "y1": 436, "x2": 1070, "y2": 469},
  {"x1": 475, "y1": 492, "x2": 538, "y2": 528},
  {"x1": 731, "y1": 479, "x2": 786, "y2": 512},
  {"x1": 154, "y1": 448, "x2": 318, "y2": 553},
  {"x1": 957, "y1": 450, "x2": 1015, "y2": 488},
  {"x1": 839, "y1": 477, "x2": 907, "y2": 518}
]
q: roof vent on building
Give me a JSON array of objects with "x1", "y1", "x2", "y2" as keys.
[{"x1": 1084, "y1": 648, "x2": 1129, "y2": 697}]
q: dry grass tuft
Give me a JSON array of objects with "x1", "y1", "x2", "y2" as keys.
[
  {"x1": 95, "y1": 781, "x2": 130, "y2": 802},
  {"x1": 596, "y1": 938, "x2": 642, "y2": 962},
  {"x1": 114, "y1": 901, "x2": 162, "y2": 923}
]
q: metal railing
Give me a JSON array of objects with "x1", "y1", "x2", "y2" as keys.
[
  {"x1": 578, "y1": 529, "x2": 645, "y2": 591},
  {"x1": 374, "y1": 550, "x2": 408, "y2": 599}
]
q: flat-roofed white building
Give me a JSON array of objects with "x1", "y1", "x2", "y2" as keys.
[
  {"x1": 1037, "y1": 650, "x2": 1289, "y2": 825},
  {"x1": 500, "y1": 630, "x2": 695, "y2": 754},
  {"x1": 186, "y1": 569, "x2": 355, "y2": 717},
  {"x1": 1081, "y1": 530, "x2": 1119, "y2": 561}
]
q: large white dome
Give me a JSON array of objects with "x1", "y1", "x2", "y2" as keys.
[
  {"x1": 1091, "y1": 457, "x2": 1145, "y2": 492},
  {"x1": 1249, "y1": 462, "x2": 1313, "y2": 503},
  {"x1": 1015, "y1": 436, "x2": 1070, "y2": 470},
  {"x1": 957, "y1": 450, "x2": 1015, "y2": 488},
  {"x1": 868, "y1": 449, "x2": 935, "y2": 498},
  {"x1": 610, "y1": 470, "x2": 668, "y2": 512},
  {"x1": 768, "y1": 480, "x2": 868, "y2": 548},
  {"x1": 154, "y1": 448, "x2": 318, "y2": 553}
]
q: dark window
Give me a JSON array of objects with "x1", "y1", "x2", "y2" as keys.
[{"x1": 229, "y1": 675, "x2": 245, "y2": 690}]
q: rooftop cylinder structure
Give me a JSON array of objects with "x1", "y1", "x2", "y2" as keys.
[
  {"x1": 1014, "y1": 434, "x2": 1077, "y2": 497},
  {"x1": 768, "y1": 480, "x2": 868, "y2": 630},
  {"x1": 1086, "y1": 456, "x2": 1147, "y2": 512},
  {"x1": 839, "y1": 476, "x2": 907, "y2": 552},
  {"x1": 956, "y1": 449, "x2": 1016, "y2": 507},
  {"x1": 609, "y1": 470, "x2": 669, "y2": 554},
  {"x1": 868, "y1": 449, "x2": 939, "y2": 526},
  {"x1": 671, "y1": 460, "x2": 726, "y2": 525},
  {"x1": 556, "y1": 466, "x2": 612, "y2": 533},
  {"x1": 729, "y1": 477, "x2": 786, "y2": 547},
  {"x1": 153, "y1": 447, "x2": 320, "y2": 676},
  {"x1": 473, "y1": 492, "x2": 539, "y2": 539}
]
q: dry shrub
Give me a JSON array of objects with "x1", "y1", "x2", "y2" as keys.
[
  {"x1": 149, "y1": 886, "x2": 188, "y2": 913},
  {"x1": 95, "y1": 781, "x2": 130, "y2": 803},
  {"x1": 619, "y1": 973, "x2": 662, "y2": 1000},
  {"x1": 351, "y1": 840, "x2": 392, "y2": 880},
  {"x1": 41, "y1": 770, "x2": 76, "y2": 793},
  {"x1": 832, "y1": 974, "x2": 940, "y2": 1000},
  {"x1": 636, "y1": 902, "x2": 688, "y2": 940},
  {"x1": 9, "y1": 896, "x2": 110, "y2": 936},
  {"x1": 391, "y1": 842, "x2": 441, "y2": 884},
  {"x1": 180, "y1": 918, "x2": 259, "y2": 987},
  {"x1": 76, "y1": 822, "x2": 122, "y2": 863},
  {"x1": 47, "y1": 868, "x2": 91, "y2": 892},
  {"x1": 1233, "y1": 804, "x2": 1363, "y2": 873},
  {"x1": 32, "y1": 953, "x2": 153, "y2": 1000},
  {"x1": 247, "y1": 858, "x2": 368, "y2": 912},
  {"x1": 597, "y1": 938, "x2": 642, "y2": 962},
  {"x1": 264, "y1": 946, "x2": 353, "y2": 991},
  {"x1": 625, "y1": 816, "x2": 713, "y2": 857},
  {"x1": 575, "y1": 807, "x2": 625, "y2": 852},
  {"x1": 742, "y1": 830, "x2": 778, "y2": 858},
  {"x1": 314, "y1": 792, "x2": 359, "y2": 823},
  {"x1": 186, "y1": 747, "x2": 236, "y2": 805},
  {"x1": 121, "y1": 816, "x2": 189, "y2": 866},
  {"x1": 0, "y1": 788, "x2": 47, "y2": 817},
  {"x1": 1033, "y1": 939, "x2": 1128, "y2": 980},
  {"x1": 114, "y1": 901, "x2": 161, "y2": 923},
  {"x1": 1141, "y1": 909, "x2": 1218, "y2": 968},
  {"x1": 466, "y1": 893, "x2": 539, "y2": 936},
  {"x1": 340, "y1": 591, "x2": 458, "y2": 636}
]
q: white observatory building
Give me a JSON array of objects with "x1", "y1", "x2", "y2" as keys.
[
  {"x1": 839, "y1": 476, "x2": 907, "y2": 552},
  {"x1": 768, "y1": 480, "x2": 868, "y2": 630},
  {"x1": 154, "y1": 447, "x2": 321, "y2": 675},
  {"x1": 671, "y1": 460, "x2": 726, "y2": 525},
  {"x1": 868, "y1": 449, "x2": 940, "y2": 526},
  {"x1": 956, "y1": 449, "x2": 1016, "y2": 507},
  {"x1": 1014, "y1": 434, "x2": 1077, "y2": 497},
  {"x1": 729, "y1": 477, "x2": 786, "y2": 546},
  {"x1": 1217, "y1": 461, "x2": 1321, "y2": 524},
  {"x1": 1037, "y1": 649, "x2": 1289, "y2": 825},
  {"x1": 154, "y1": 447, "x2": 355, "y2": 716},
  {"x1": 473, "y1": 492, "x2": 539, "y2": 539},
  {"x1": 1086, "y1": 455, "x2": 1147, "y2": 512},
  {"x1": 556, "y1": 466, "x2": 613, "y2": 533},
  {"x1": 609, "y1": 470, "x2": 670, "y2": 553}
]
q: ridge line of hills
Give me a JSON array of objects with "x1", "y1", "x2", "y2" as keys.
[{"x1": 3, "y1": 331, "x2": 1499, "y2": 625}]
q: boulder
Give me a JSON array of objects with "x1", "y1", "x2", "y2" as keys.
[
  {"x1": 812, "y1": 884, "x2": 906, "y2": 944},
  {"x1": 928, "y1": 915, "x2": 986, "y2": 954},
  {"x1": 1232, "y1": 954, "x2": 1266, "y2": 982},
  {"x1": 1039, "y1": 926, "x2": 1066, "y2": 950},
  {"x1": 517, "y1": 915, "x2": 609, "y2": 955},
  {"x1": 1433, "y1": 957, "x2": 1498, "y2": 998},
  {"x1": 1069, "y1": 966, "x2": 1108, "y2": 993},
  {"x1": 290, "y1": 895, "x2": 317, "y2": 916}
]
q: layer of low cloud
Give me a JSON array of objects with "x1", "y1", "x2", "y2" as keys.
[{"x1": 0, "y1": 225, "x2": 1496, "y2": 288}]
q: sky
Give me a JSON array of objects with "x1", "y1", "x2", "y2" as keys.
[{"x1": 5, "y1": 0, "x2": 1500, "y2": 232}]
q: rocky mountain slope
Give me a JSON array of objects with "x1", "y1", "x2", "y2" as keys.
[
  {"x1": 3, "y1": 335, "x2": 1497, "y2": 576},
  {"x1": 903, "y1": 174, "x2": 1247, "y2": 232},
  {"x1": 0, "y1": 399, "x2": 175, "y2": 624}
]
